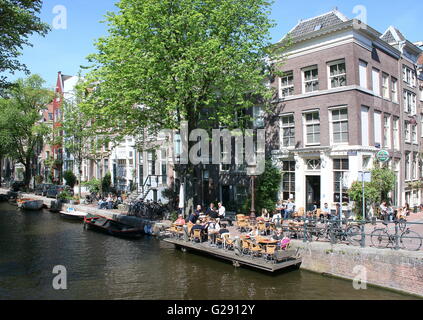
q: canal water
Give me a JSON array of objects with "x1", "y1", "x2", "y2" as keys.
[{"x1": 0, "y1": 202, "x2": 417, "y2": 300}]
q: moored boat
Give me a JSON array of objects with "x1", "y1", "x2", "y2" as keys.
[
  {"x1": 60, "y1": 207, "x2": 87, "y2": 220},
  {"x1": 17, "y1": 199, "x2": 44, "y2": 210},
  {"x1": 83, "y1": 215, "x2": 144, "y2": 238},
  {"x1": 0, "y1": 194, "x2": 8, "y2": 202}
]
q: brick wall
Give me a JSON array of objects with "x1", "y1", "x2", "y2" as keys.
[{"x1": 291, "y1": 240, "x2": 423, "y2": 297}]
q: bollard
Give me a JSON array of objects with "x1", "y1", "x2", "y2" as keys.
[{"x1": 360, "y1": 223, "x2": 365, "y2": 248}]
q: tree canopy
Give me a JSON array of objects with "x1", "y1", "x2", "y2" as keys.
[
  {"x1": 0, "y1": 0, "x2": 50, "y2": 92},
  {"x1": 83, "y1": 0, "x2": 276, "y2": 136},
  {"x1": 0, "y1": 74, "x2": 52, "y2": 186}
]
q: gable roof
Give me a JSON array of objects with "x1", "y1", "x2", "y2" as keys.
[
  {"x1": 282, "y1": 10, "x2": 349, "y2": 41},
  {"x1": 380, "y1": 26, "x2": 406, "y2": 44}
]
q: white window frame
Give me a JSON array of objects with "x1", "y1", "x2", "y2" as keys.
[
  {"x1": 279, "y1": 71, "x2": 294, "y2": 98},
  {"x1": 391, "y1": 77, "x2": 398, "y2": 103},
  {"x1": 382, "y1": 73, "x2": 390, "y2": 100},
  {"x1": 330, "y1": 106, "x2": 349, "y2": 145},
  {"x1": 302, "y1": 66, "x2": 319, "y2": 93},
  {"x1": 303, "y1": 110, "x2": 320, "y2": 146},
  {"x1": 383, "y1": 114, "x2": 391, "y2": 149},
  {"x1": 372, "y1": 68, "x2": 380, "y2": 96},
  {"x1": 411, "y1": 124, "x2": 417, "y2": 144},
  {"x1": 405, "y1": 121, "x2": 411, "y2": 143},
  {"x1": 280, "y1": 114, "x2": 295, "y2": 148},
  {"x1": 328, "y1": 59, "x2": 346, "y2": 89},
  {"x1": 393, "y1": 117, "x2": 399, "y2": 150},
  {"x1": 405, "y1": 152, "x2": 411, "y2": 181},
  {"x1": 359, "y1": 60, "x2": 368, "y2": 89}
]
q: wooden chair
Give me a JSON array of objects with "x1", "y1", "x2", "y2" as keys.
[
  {"x1": 191, "y1": 229, "x2": 202, "y2": 243},
  {"x1": 297, "y1": 207, "x2": 305, "y2": 217},
  {"x1": 241, "y1": 240, "x2": 251, "y2": 255},
  {"x1": 223, "y1": 234, "x2": 234, "y2": 250},
  {"x1": 216, "y1": 234, "x2": 224, "y2": 248},
  {"x1": 264, "y1": 245, "x2": 277, "y2": 263},
  {"x1": 238, "y1": 220, "x2": 248, "y2": 232},
  {"x1": 187, "y1": 222, "x2": 194, "y2": 235},
  {"x1": 250, "y1": 243, "x2": 263, "y2": 258},
  {"x1": 257, "y1": 222, "x2": 266, "y2": 235}
]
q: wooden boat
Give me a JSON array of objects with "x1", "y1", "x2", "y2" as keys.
[
  {"x1": 17, "y1": 198, "x2": 44, "y2": 210},
  {"x1": 60, "y1": 207, "x2": 87, "y2": 220},
  {"x1": 83, "y1": 215, "x2": 144, "y2": 238}
]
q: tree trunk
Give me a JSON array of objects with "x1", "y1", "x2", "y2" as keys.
[
  {"x1": 24, "y1": 157, "x2": 32, "y2": 189},
  {"x1": 0, "y1": 156, "x2": 2, "y2": 187},
  {"x1": 78, "y1": 165, "x2": 82, "y2": 200}
]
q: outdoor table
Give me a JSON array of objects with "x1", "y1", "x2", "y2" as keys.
[{"x1": 258, "y1": 239, "x2": 278, "y2": 249}]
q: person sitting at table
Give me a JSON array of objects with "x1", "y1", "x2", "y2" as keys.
[
  {"x1": 272, "y1": 228, "x2": 284, "y2": 241},
  {"x1": 205, "y1": 203, "x2": 219, "y2": 219},
  {"x1": 195, "y1": 205, "x2": 203, "y2": 216},
  {"x1": 175, "y1": 214, "x2": 186, "y2": 225},
  {"x1": 218, "y1": 223, "x2": 230, "y2": 236},
  {"x1": 190, "y1": 220, "x2": 205, "y2": 241},
  {"x1": 207, "y1": 218, "x2": 220, "y2": 245},
  {"x1": 321, "y1": 203, "x2": 331, "y2": 221},
  {"x1": 98, "y1": 197, "x2": 107, "y2": 209},
  {"x1": 261, "y1": 208, "x2": 270, "y2": 221},
  {"x1": 188, "y1": 210, "x2": 199, "y2": 224},
  {"x1": 271, "y1": 210, "x2": 282, "y2": 226},
  {"x1": 248, "y1": 225, "x2": 259, "y2": 238}
]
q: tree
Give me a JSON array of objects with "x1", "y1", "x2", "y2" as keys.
[
  {"x1": 0, "y1": 0, "x2": 50, "y2": 92},
  {"x1": 101, "y1": 172, "x2": 112, "y2": 195},
  {"x1": 59, "y1": 80, "x2": 115, "y2": 198},
  {"x1": 255, "y1": 160, "x2": 281, "y2": 213},
  {"x1": 0, "y1": 74, "x2": 52, "y2": 187},
  {"x1": 63, "y1": 170, "x2": 77, "y2": 189},
  {"x1": 348, "y1": 163, "x2": 396, "y2": 219},
  {"x1": 83, "y1": 0, "x2": 277, "y2": 213}
]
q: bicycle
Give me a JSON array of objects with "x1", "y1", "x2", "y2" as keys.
[
  {"x1": 305, "y1": 219, "x2": 362, "y2": 246},
  {"x1": 370, "y1": 219, "x2": 422, "y2": 251}
]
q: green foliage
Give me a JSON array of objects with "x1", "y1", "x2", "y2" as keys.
[
  {"x1": 34, "y1": 175, "x2": 44, "y2": 185},
  {"x1": 348, "y1": 164, "x2": 396, "y2": 219},
  {"x1": 82, "y1": 178, "x2": 101, "y2": 194},
  {"x1": 63, "y1": 170, "x2": 77, "y2": 188},
  {"x1": 101, "y1": 172, "x2": 112, "y2": 194},
  {"x1": 0, "y1": 74, "x2": 53, "y2": 186},
  {"x1": 57, "y1": 189, "x2": 73, "y2": 201},
  {"x1": 83, "y1": 0, "x2": 277, "y2": 135},
  {"x1": 0, "y1": 0, "x2": 50, "y2": 91},
  {"x1": 255, "y1": 160, "x2": 281, "y2": 213}
]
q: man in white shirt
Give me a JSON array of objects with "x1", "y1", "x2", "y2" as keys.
[{"x1": 218, "y1": 202, "x2": 225, "y2": 218}]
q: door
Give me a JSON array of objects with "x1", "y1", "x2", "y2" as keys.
[{"x1": 306, "y1": 176, "x2": 321, "y2": 211}]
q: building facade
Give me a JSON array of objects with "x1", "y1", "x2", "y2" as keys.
[{"x1": 267, "y1": 10, "x2": 422, "y2": 213}]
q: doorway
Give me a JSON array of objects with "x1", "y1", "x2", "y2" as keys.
[{"x1": 306, "y1": 176, "x2": 321, "y2": 211}]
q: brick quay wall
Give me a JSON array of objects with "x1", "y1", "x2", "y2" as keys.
[{"x1": 290, "y1": 240, "x2": 423, "y2": 297}]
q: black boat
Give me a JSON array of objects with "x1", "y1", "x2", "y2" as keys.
[{"x1": 83, "y1": 215, "x2": 144, "y2": 239}]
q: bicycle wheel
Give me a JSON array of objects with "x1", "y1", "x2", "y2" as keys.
[
  {"x1": 400, "y1": 230, "x2": 422, "y2": 251},
  {"x1": 346, "y1": 225, "x2": 362, "y2": 246},
  {"x1": 370, "y1": 229, "x2": 390, "y2": 248}
]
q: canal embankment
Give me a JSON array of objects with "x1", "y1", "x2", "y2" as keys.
[
  {"x1": 289, "y1": 240, "x2": 423, "y2": 297},
  {"x1": 1, "y1": 187, "x2": 422, "y2": 297}
]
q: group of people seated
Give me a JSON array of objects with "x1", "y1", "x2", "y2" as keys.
[{"x1": 97, "y1": 194, "x2": 123, "y2": 210}]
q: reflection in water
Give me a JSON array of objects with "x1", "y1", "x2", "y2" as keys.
[{"x1": 0, "y1": 202, "x2": 418, "y2": 300}]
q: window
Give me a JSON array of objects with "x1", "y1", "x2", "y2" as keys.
[
  {"x1": 403, "y1": 65, "x2": 416, "y2": 87},
  {"x1": 383, "y1": 115, "x2": 391, "y2": 149},
  {"x1": 328, "y1": 60, "x2": 346, "y2": 88},
  {"x1": 281, "y1": 161, "x2": 295, "y2": 200},
  {"x1": 362, "y1": 156, "x2": 371, "y2": 170},
  {"x1": 303, "y1": 66, "x2": 319, "y2": 93},
  {"x1": 279, "y1": 71, "x2": 294, "y2": 98},
  {"x1": 372, "y1": 68, "x2": 380, "y2": 96},
  {"x1": 413, "y1": 152, "x2": 419, "y2": 180},
  {"x1": 361, "y1": 106, "x2": 369, "y2": 146},
  {"x1": 280, "y1": 114, "x2": 295, "y2": 147},
  {"x1": 253, "y1": 106, "x2": 265, "y2": 128},
  {"x1": 304, "y1": 111, "x2": 320, "y2": 145},
  {"x1": 359, "y1": 60, "x2": 368, "y2": 89},
  {"x1": 404, "y1": 90, "x2": 417, "y2": 114},
  {"x1": 331, "y1": 108, "x2": 348, "y2": 144},
  {"x1": 333, "y1": 159, "x2": 349, "y2": 203},
  {"x1": 393, "y1": 117, "x2": 399, "y2": 150},
  {"x1": 391, "y1": 77, "x2": 398, "y2": 103},
  {"x1": 405, "y1": 152, "x2": 410, "y2": 180},
  {"x1": 306, "y1": 159, "x2": 321, "y2": 170},
  {"x1": 48, "y1": 113, "x2": 53, "y2": 121},
  {"x1": 411, "y1": 124, "x2": 417, "y2": 144},
  {"x1": 405, "y1": 121, "x2": 411, "y2": 142},
  {"x1": 374, "y1": 111, "x2": 382, "y2": 146},
  {"x1": 382, "y1": 73, "x2": 390, "y2": 99}
]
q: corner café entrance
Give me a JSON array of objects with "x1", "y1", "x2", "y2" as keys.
[{"x1": 306, "y1": 175, "x2": 320, "y2": 212}]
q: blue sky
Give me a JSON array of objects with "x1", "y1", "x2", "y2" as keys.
[{"x1": 5, "y1": 0, "x2": 423, "y2": 89}]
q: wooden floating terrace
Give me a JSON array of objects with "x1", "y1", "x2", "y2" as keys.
[{"x1": 164, "y1": 238, "x2": 302, "y2": 273}]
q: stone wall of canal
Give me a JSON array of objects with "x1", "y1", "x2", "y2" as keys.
[{"x1": 290, "y1": 240, "x2": 423, "y2": 297}]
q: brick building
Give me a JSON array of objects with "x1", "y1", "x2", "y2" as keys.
[{"x1": 267, "y1": 10, "x2": 422, "y2": 214}]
